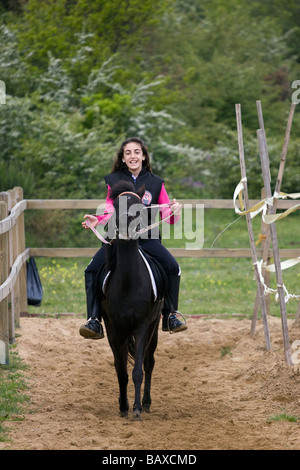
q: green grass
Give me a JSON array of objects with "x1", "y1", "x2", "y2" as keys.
[
  {"x1": 0, "y1": 346, "x2": 30, "y2": 443},
  {"x1": 220, "y1": 346, "x2": 233, "y2": 358},
  {"x1": 268, "y1": 413, "x2": 298, "y2": 423},
  {"x1": 29, "y1": 258, "x2": 87, "y2": 315},
  {"x1": 28, "y1": 256, "x2": 261, "y2": 317},
  {"x1": 28, "y1": 256, "x2": 300, "y2": 319}
]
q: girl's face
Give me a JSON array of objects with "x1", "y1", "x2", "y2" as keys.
[{"x1": 122, "y1": 142, "x2": 145, "y2": 176}]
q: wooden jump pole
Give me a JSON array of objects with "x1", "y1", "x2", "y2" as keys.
[
  {"x1": 235, "y1": 104, "x2": 271, "y2": 351},
  {"x1": 257, "y1": 128, "x2": 293, "y2": 365},
  {"x1": 251, "y1": 101, "x2": 296, "y2": 334},
  {"x1": 294, "y1": 302, "x2": 300, "y2": 327}
]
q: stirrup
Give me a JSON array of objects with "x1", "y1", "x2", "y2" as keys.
[
  {"x1": 87, "y1": 317, "x2": 100, "y2": 324},
  {"x1": 79, "y1": 317, "x2": 104, "y2": 340},
  {"x1": 165, "y1": 311, "x2": 187, "y2": 334}
]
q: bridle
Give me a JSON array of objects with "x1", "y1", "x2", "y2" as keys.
[
  {"x1": 117, "y1": 191, "x2": 142, "y2": 200},
  {"x1": 87, "y1": 191, "x2": 175, "y2": 244}
]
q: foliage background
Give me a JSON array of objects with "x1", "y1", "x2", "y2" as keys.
[{"x1": 0, "y1": 0, "x2": 299, "y2": 246}]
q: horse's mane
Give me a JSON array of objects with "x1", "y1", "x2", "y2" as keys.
[{"x1": 108, "y1": 180, "x2": 145, "y2": 202}]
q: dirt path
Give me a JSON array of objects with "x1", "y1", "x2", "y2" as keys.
[{"x1": 2, "y1": 315, "x2": 300, "y2": 450}]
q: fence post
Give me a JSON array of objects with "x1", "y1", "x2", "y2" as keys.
[
  {"x1": 15, "y1": 187, "x2": 28, "y2": 317},
  {"x1": 0, "y1": 200, "x2": 9, "y2": 365},
  {"x1": 7, "y1": 188, "x2": 20, "y2": 336}
]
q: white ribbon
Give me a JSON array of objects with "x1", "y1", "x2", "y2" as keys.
[
  {"x1": 254, "y1": 259, "x2": 300, "y2": 303},
  {"x1": 233, "y1": 178, "x2": 272, "y2": 219},
  {"x1": 233, "y1": 180, "x2": 300, "y2": 223}
]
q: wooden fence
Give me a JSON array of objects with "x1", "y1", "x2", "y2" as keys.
[
  {"x1": 1, "y1": 186, "x2": 300, "y2": 364},
  {"x1": 0, "y1": 187, "x2": 28, "y2": 364}
]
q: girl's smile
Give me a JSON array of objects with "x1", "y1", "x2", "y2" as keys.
[{"x1": 122, "y1": 142, "x2": 145, "y2": 177}]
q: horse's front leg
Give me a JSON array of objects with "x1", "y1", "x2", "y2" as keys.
[{"x1": 132, "y1": 326, "x2": 148, "y2": 420}]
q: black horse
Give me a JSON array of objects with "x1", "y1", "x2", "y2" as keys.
[{"x1": 99, "y1": 181, "x2": 164, "y2": 420}]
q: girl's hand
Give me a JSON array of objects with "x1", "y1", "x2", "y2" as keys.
[
  {"x1": 82, "y1": 214, "x2": 98, "y2": 229},
  {"x1": 171, "y1": 198, "x2": 182, "y2": 216}
]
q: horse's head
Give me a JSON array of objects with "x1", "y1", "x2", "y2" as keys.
[{"x1": 109, "y1": 181, "x2": 146, "y2": 241}]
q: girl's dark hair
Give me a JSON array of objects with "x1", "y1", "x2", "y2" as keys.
[{"x1": 112, "y1": 137, "x2": 152, "y2": 173}]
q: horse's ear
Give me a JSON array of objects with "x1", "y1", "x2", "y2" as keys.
[{"x1": 137, "y1": 184, "x2": 145, "y2": 200}]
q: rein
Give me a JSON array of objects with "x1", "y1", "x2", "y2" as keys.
[
  {"x1": 86, "y1": 218, "x2": 115, "y2": 245},
  {"x1": 86, "y1": 191, "x2": 143, "y2": 244},
  {"x1": 135, "y1": 206, "x2": 174, "y2": 235},
  {"x1": 117, "y1": 192, "x2": 176, "y2": 235}
]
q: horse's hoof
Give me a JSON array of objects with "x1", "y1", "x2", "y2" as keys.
[
  {"x1": 133, "y1": 411, "x2": 142, "y2": 421},
  {"x1": 120, "y1": 410, "x2": 128, "y2": 418},
  {"x1": 142, "y1": 404, "x2": 151, "y2": 413}
]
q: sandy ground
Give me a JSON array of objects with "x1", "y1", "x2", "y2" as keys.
[{"x1": 1, "y1": 315, "x2": 300, "y2": 450}]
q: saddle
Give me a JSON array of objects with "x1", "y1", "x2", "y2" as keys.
[{"x1": 97, "y1": 247, "x2": 168, "y2": 303}]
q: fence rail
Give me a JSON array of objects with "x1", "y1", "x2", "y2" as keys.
[
  {"x1": 1, "y1": 187, "x2": 300, "y2": 364},
  {"x1": 26, "y1": 198, "x2": 299, "y2": 210}
]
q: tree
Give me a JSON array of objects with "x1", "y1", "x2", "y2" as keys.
[{"x1": 13, "y1": 0, "x2": 170, "y2": 76}]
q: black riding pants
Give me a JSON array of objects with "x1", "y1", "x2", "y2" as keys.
[{"x1": 85, "y1": 239, "x2": 181, "y2": 314}]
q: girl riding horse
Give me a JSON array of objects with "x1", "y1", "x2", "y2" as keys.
[{"x1": 80, "y1": 137, "x2": 187, "y2": 340}]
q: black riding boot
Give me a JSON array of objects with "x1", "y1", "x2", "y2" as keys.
[
  {"x1": 162, "y1": 274, "x2": 187, "y2": 333},
  {"x1": 79, "y1": 271, "x2": 104, "y2": 340}
]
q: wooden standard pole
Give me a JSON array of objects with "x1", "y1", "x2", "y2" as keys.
[
  {"x1": 251, "y1": 101, "x2": 296, "y2": 334},
  {"x1": 235, "y1": 104, "x2": 271, "y2": 351},
  {"x1": 294, "y1": 302, "x2": 300, "y2": 327},
  {"x1": 257, "y1": 128, "x2": 293, "y2": 365}
]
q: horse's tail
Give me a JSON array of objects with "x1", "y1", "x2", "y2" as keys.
[{"x1": 127, "y1": 336, "x2": 135, "y2": 364}]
